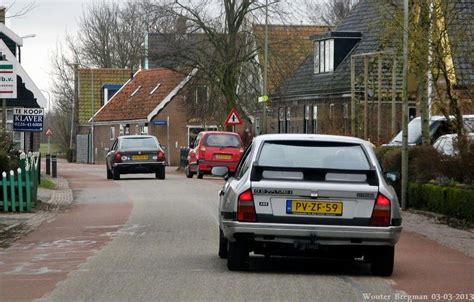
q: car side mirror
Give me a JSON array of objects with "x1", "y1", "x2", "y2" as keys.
[
  {"x1": 212, "y1": 166, "x2": 229, "y2": 179},
  {"x1": 384, "y1": 171, "x2": 400, "y2": 184}
]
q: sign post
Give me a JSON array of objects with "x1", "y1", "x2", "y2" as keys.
[
  {"x1": 224, "y1": 108, "x2": 243, "y2": 132},
  {"x1": 0, "y1": 61, "x2": 17, "y2": 134}
]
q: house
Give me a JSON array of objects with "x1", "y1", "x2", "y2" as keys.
[
  {"x1": 0, "y1": 7, "x2": 47, "y2": 151},
  {"x1": 74, "y1": 68, "x2": 132, "y2": 162},
  {"x1": 269, "y1": 0, "x2": 473, "y2": 143},
  {"x1": 147, "y1": 21, "x2": 331, "y2": 135},
  {"x1": 88, "y1": 67, "x2": 198, "y2": 165}
]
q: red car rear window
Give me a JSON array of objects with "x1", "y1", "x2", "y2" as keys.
[{"x1": 204, "y1": 134, "x2": 241, "y2": 148}]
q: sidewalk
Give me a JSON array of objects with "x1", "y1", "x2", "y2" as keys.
[
  {"x1": 0, "y1": 175, "x2": 73, "y2": 248},
  {"x1": 402, "y1": 210, "x2": 474, "y2": 258}
]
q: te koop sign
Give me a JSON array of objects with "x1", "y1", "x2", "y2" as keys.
[{"x1": 13, "y1": 107, "x2": 44, "y2": 132}]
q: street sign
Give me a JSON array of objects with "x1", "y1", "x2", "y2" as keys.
[
  {"x1": 13, "y1": 107, "x2": 44, "y2": 132},
  {"x1": 224, "y1": 108, "x2": 243, "y2": 126},
  {"x1": 0, "y1": 62, "x2": 17, "y2": 99},
  {"x1": 258, "y1": 95, "x2": 269, "y2": 103},
  {"x1": 45, "y1": 127, "x2": 53, "y2": 136},
  {"x1": 152, "y1": 120, "x2": 167, "y2": 126}
]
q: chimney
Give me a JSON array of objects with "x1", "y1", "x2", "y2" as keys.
[
  {"x1": 176, "y1": 16, "x2": 187, "y2": 35},
  {"x1": 0, "y1": 7, "x2": 6, "y2": 24}
]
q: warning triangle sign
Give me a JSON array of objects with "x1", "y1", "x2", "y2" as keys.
[
  {"x1": 224, "y1": 108, "x2": 243, "y2": 126},
  {"x1": 45, "y1": 128, "x2": 53, "y2": 136}
]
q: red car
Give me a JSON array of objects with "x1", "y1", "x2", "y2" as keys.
[{"x1": 185, "y1": 131, "x2": 243, "y2": 179}]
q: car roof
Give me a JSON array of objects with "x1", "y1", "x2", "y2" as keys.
[
  {"x1": 200, "y1": 131, "x2": 239, "y2": 136},
  {"x1": 411, "y1": 115, "x2": 474, "y2": 122},
  {"x1": 118, "y1": 135, "x2": 156, "y2": 139},
  {"x1": 254, "y1": 134, "x2": 372, "y2": 146}
]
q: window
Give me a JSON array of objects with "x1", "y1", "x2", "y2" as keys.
[
  {"x1": 313, "y1": 105, "x2": 318, "y2": 134},
  {"x1": 304, "y1": 105, "x2": 312, "y2": 134},
  {"x1": 204, "y1": 134, "x2": 241, "y2": 148},
  {"x1": 286, "y1": 107, "x2": 291, "y2": 133},
  {"x1": 314, "y1": 39, "x2": 334, "y2": 74},
  {"x1": 258, "y1": 142, "x2": 370, "y2": 171},
  {"x1": 278, "y1": 107, "x2": 285, "y2": 133},
  {"x1": 235, "y1": 146, "x2": 252, "y2": 179},
  {"x1": 149, "y1": 83, "x2": 161, "y2": 95},
  {"x1": 195, "y1": 86, "x2": 208, "y2": 104},
  {"x1": 131, "y1": 86, "x2": 142, "y2": 97},
  {"x1": 0, "y1": 109, "x2": 24, "y2": 150},
  {"x1": 120, "y1": 137, "x2": 158, "y2": 150},
  {"x1": 110, "y1": 127, "x2": 115, "y2": 140},
  {"x1": 329, "y1": 103, "x2": 335, "y2": 120},
  {"x1": 343, "y1": 103, "x2": 349, "y2": 119}
]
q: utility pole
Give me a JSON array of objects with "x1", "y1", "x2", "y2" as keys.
[
  {"x1": 262, "y1": 0, "x2": 269, "y2": 135},
  {"x1": 401, "y1": 0, "x2": 409, "y2": 210}
]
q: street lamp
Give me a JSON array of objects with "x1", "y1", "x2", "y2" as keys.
[
  {"x1": 39, "y1": 89, "x2": 51, "y2": 154},
  {"x1": 18, "y1": 34, "x2": 36, "y2": 64}
]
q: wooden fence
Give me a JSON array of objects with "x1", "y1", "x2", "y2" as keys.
[{"x1": 0, "y1": 152, "x2": 40, "y2": 212}]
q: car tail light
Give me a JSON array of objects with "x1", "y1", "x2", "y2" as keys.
[
  {"x1": 237, "y1": 189, "x2": 256, "y2": 222},
  {"x1": 157, "y1": 150, "x2": 165, "y2": 162},
  {"x1": 114, "y1": 152, "x2": 122, "y2": 163},
  {"x1": 370, "y1": 193, "x2": 391, "y2": 226}
]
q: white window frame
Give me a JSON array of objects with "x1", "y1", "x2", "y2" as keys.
[
  {"x1": 110, "y1": 126, "x2": 116, "y2": 140},
  {"x1": 314, "y1": 39, "x2": 334, "y2": 74}
]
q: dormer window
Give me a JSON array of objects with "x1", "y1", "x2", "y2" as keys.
[
  {"x1": 314, "y1": 39, "x2": 334, "y2": 74},
  {"x1": 312, "y1": 31, "x2": 362, "y2": 75}
]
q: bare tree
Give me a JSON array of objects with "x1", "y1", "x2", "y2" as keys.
[
  {"x1": 3, "y1": 0, "x2": 37, "y2": 19},
  {"x1": 304, "y1": 0, "x2": 358, "y2": 26}
]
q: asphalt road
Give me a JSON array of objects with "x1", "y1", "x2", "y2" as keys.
[
  {"x1": 2, "y1": 163, "x2": 472, "y2": 302},
  {"x1": 44, "y1": 167, "x2": 397, "y2": 302}
]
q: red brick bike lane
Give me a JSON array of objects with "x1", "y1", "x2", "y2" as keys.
[
  {"x1": 0, "y1": 163, "x2": 133, "y2": 301},
  {"x1": 389, "y1": 231, "x2": 474, "y2": 300}
]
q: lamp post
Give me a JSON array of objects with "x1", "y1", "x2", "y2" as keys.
[
  {"x1": 262, "y1": 0, "x2": 269, "y2": 135},
  {"x1": 40, "y1": 89, "x2": 51, "y2": 154},
  {"x1": 18, "y1": 34, "x2": 36, "y2": 64},
  {"x1": 401, "y1": 0, "x2": 409, "y2": 210}
]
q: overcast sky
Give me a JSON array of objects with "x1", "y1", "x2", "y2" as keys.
[{"x1": 6, "y1": 0, "x2": 311, "y2": 107}]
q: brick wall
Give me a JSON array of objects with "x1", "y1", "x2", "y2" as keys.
[{"x1": 269, "y1": 97, "x2": 410, "y2": 145}]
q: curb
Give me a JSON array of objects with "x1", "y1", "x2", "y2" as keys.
[{"x1": 0, "y1": 176, "x2": 73, "y2": 247}]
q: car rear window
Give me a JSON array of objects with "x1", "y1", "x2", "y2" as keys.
[
  {"x1": 204, "y1": 134, "x2": 241, "y2": 148},
  {"x1": 257, "y1": 141, "x2": 370, "y2": 170},
  {"x1": 120, "y1": 137, "x2": 158, "y2": 150}
]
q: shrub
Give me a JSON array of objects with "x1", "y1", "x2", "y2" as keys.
[
  {"x1": 408, "y1": 183, "x2": 474, "y2": 223},
  {"x1": 0, "y1": 151, "x2": 10, "y2": 173}
]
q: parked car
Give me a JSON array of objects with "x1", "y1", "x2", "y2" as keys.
[
  {"x1": 212, "y1": 134, "x2": 402, "y2": 276},
  {"x1": 433, "y1": 133, "x2": 474, "y2": 156},
  {"x1": 185, "y1": 131, "x2": 243, "y2": 179},
  {"x1": 386, "y1": 115, "x2": 474, "y2": 146},
  {"x1": 106, "y1": 135, "x2": 166, "y2": 180}
]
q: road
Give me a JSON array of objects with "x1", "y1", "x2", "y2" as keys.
[{"x1": 1, "y1": 163, "x2": 473, "y2": 301}]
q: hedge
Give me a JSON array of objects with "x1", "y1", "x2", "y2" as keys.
[{"x1": 408, "y1": 183, "x2": 474, "y2": 223}]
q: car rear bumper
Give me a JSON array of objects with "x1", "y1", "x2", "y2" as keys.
[
  {"x1": 113, "y1": 161, "x2": 165, "y2": 174},
  {"x1": 222, "y1": 220, "x2": 402, "y2": 246},
  {"x1": 198, "y1": 161, "x2": 238, "y2": 173}
]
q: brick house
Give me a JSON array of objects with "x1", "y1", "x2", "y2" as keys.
[
  {"x1": 268, "y1": 0, "x2": 473, "y2": 143},
  {"x1": 0, "y1": 8, "x2": 47, "y2": 151},
  {"x1": 89, "y1": 67, "x2": 198, "y2": 165}
]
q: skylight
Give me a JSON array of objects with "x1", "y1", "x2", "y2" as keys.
[
  {"x1": 149, "y1": 83, "x2": 161, "y2": 95},
  {"x1": 131, "y1": 86, "x2": 142, "y2": 97}
]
